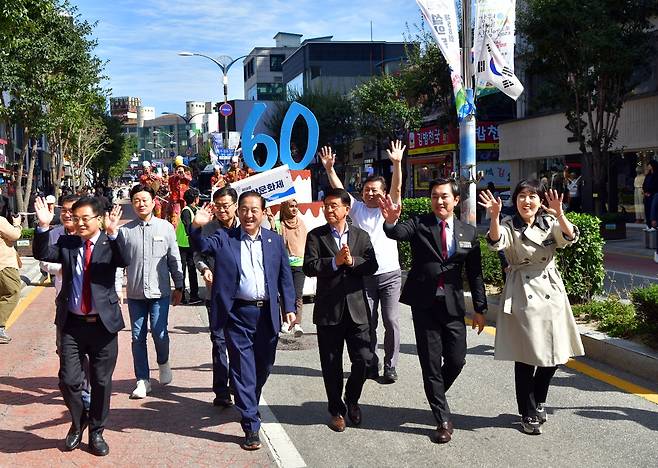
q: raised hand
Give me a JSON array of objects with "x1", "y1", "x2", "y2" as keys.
[
  {"x1": 192, "y1": 202, "x2": 214, "y2": 228},
  {"x1": 478, "y1": 190, "x2": 503, "y2": 219},
  {"x1": 319, "y1": 146, "x2": 335, "y2": 171},
  {"x1": 543, "y1": 189, "x2": 564, "y2": 216},
  {"x1": 386, "y1": 140, "x2": 406, "y2": 163},
  {"x1": 104, "y1": 204, "x2": 123, "y2": 237},
  {"x1": 378, "y1": 194, "x2": 401, "y2": 224},
  {"x1": 34, "y1": 196, "x2": 54, "y2": 228}
]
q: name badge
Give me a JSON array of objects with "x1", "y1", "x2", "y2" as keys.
[{"x1": 458, "y1": 241, "x2": 472, "y2": 249}]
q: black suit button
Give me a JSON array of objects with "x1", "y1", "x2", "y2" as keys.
[
  {"x1": 528, "y1": 295, "x2": 533, "y2": 299},
  {"x1": 545, "y1": 294, "x2": 550, "y2": 299}
]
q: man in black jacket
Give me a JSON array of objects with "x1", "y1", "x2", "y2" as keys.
[
  {"x1": 380, "y1": 178, "x2": 487, "y2": 444},
  {"x1": 303, "y1": 188, "x2": 378, "y2": 433},
  {"x1": 33, "y1": 196, "x2": 128, "y2": 456}
]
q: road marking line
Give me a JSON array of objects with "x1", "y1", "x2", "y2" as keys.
[
  {"x1": 466, "y1": 317, "x2": 658, "y2": 405},
  {"x1": 260, "y1": 396, "x2": 306, "y2": 468},
  {"x1": 5, "y1": 285, "x2": 45, "y2": 330},
  {"x1": 605, "y1": 270, "x2": 658, "y2": 281}
]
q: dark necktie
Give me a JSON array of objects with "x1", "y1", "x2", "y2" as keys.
[
  {"x1": 438, "y1": 219, "x2": 448, "y2": 290},
  {"x1": 81, "y1": 239, "x2": 93, "y2": 314}
]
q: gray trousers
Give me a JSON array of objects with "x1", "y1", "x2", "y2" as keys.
[{"x1": 363, "y1": 269, "x2": 401, "y2": 369}]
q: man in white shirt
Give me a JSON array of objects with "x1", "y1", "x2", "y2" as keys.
[{"x1": 319, "y1": 141, "x2": 405, "y2": 383}]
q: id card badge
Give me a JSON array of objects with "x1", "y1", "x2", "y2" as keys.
[{"x1": 458, "y1": 241, "x2": 472, "y2": 249}]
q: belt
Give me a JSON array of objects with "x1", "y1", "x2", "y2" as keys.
[
  {"x1": 234, "y1": 299, "x2": 269, "y2": 308},
  {"x1": 68, "y1": 312, "x2": 100, "y2": 323}
]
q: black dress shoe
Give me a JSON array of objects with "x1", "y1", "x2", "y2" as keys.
[
  {"x1": 213, "y1": 396, "x2": 233, "y2": 408},
  {"x1": 347, "y1": 403, "x2": 362, "y2": 426},
  {"x1": 435, "y1": 421, "x2": 454, "y2": 444},
  {"x1": 242, "y1": 431, "x2": 262, "y2": 450},
  {"x1": 381, "y1": 366, "x2": 398, "y2": 384},
  {"x1": 365, "y1": 364, "x2": 380, "y2": 380},
  {"x1": 64, "y1": 413, "x2": 88, "y2": 451},
  {"x1": 89, "y1": 432, "x2": 109, "y2": 456}
]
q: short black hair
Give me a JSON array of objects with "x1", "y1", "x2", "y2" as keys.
[
  {"x1": 363, "y1": 175, "x2": 387, "y2": 192},
  {"x1": 512, "y1": 179, "x2": 546, "y2": 216},
  {"x1": 323, "y1": 187, "x2": 351, "y2": 207},
  {"x1": 129, "y1": 184, "x2": 156, "y2": 201},
  {"x1": 213, "y1": 186, "x2": 238, "y2": 203},
  {"x1": 59, "y1": 194, "x2": 81, "y2": 206},
  {"x1": 183, "y1": 187, "x2": 200, "y2": 205},
  {"x1": 429, "y1": 178, "x2": 459, "y2": 197},
  {"x1": 72, "y1": 196, "x2": 104, "y2": 216},
  {"x1": 238, "y1": 190, "x2": 265, "y2": 209}
]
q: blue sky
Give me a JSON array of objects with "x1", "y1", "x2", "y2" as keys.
[{"x1": 73, "y1": 0, "x2": 424, "y2": 116}]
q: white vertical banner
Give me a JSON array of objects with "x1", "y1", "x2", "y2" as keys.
[
  {"x1": 474, "y1": 0, "x2": 517, "y2": 96},
  {"x1": 416, "y1": 0, "x2": 469, "y2": 119}
]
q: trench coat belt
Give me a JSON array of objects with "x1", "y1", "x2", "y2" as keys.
[{"x1": 502, "y1": 259, "x2": 557, "y2": 315}]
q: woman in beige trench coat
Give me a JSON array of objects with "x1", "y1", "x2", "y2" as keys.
[{"x1": 479, "y1": 179, "x2": 584, "y2": 436}]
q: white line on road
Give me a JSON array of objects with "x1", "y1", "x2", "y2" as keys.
[
  {"x1": 605, "y1": 270, "x2": 658, "y2": 281},
  {"x1": 260, "y1": 396, "x2": 307, "y2": 468}
]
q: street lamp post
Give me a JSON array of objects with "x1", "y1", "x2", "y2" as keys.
[
  {"x1": 178, "y1": 52, "x2": 247, "y2": 148},
  {"x1": 161, "y1": 112, "x2": 206, "y2": 157}
]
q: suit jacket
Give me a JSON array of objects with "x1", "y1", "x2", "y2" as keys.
[
  {"x1": 383, "y1": 213, "x2": 487, "y2": 316},
  {"x1": 303, "y1": 223, "x2": 378, "y2": 326},
  {"x1": 189, "y1": 225, "x2": 295, "y2": 332},
  {"x1": 33, "y1": 229, "x2": 129, "y2": 333}
]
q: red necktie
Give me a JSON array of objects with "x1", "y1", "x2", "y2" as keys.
[
  {"x1": 81, "y1": 239, "x2": 93, "y2": 314},
  {"x1": 438, "y1": 220, "x2": 448, "y2": 290}
]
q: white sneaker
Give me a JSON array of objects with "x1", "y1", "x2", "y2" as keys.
[
  {"x1": 159, "y1": 361, "x2": 172, "y2": 385},
  {"x1": 131, "y1": 379, "x2": 151, "y2": 399},
  {"x1": 280, "y1": 322, "x2": 292, "y2": 334},
  {"x1": 292, "y1": 324, "x2": 304, "y2": 338}
]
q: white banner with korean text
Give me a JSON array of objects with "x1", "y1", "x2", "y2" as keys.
[{"x1": 225, "y1": 165, "x2": 297, "y2": 207}]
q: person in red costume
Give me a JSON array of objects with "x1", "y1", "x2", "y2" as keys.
[
  {"x1": 224, "y1": 155, "x2": 254, "y2": 184},
  {"x1": 167, "y1": 164, "x2": 192, "y2": 227},
  {"x1": 211, "y1": 165, "x2": 226, "y2": 189},
  {"x1": 139, "y1": 161, "x2": 163, "y2": 218}
]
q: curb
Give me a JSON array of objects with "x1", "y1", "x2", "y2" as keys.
[{"x1": 465, "y1": 292, "x2": 658, "y2": 383}]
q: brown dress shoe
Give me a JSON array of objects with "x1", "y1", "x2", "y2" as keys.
[
  {"x1": 435, "y1": 421, "x2": 454, "y2": 444},
  {"x1": 347, "y1": 403, "x2": 362, "y2": 426},
  {"x1": 328, "y1": 415, "x2": 346, "y2": 432}
]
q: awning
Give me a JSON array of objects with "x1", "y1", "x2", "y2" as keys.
[{"x1": 408, "y1": 154, "x2": 452, "y2": 165}]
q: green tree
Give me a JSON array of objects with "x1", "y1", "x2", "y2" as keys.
[{"x1": 518, "y1": 0, "x2": 658, "y2": 214}]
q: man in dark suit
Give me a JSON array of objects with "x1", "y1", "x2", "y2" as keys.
[
  {"x1": 303, "y1": 188, "x2": 378, "y2": 432},
  {"x1": 33, "y1": 196, "x2": 127, "y2": 456},
  {"x1": 380, "y1": 178, "x2": 487, "y2": 444},
  {"x1": 189, "y1": 190, "x2": 295, "y2": 451}
]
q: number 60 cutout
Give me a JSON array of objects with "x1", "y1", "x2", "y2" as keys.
[{"x1": 242, "y1": 102, "x2": 319, "y2": 172}]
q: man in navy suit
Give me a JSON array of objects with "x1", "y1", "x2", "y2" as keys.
[
  {"x1": 189, "y1": 190, "x2": 295, "y2": 451},
  {"x1": 33, "y1": 196, "x2": 128, "y2": 456}
]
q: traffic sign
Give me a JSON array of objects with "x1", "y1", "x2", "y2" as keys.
[{"x1": 219, "y1": 103, "x2": 233, "y2": 117}]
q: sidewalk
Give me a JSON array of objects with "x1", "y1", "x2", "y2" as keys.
[{"x1": 0, "y1": 283, "x2": 274, "y2": 466}]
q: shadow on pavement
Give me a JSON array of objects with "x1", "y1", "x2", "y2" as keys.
[{"x1": 0, "y1": 430, "x2": 66, "y2": 453}]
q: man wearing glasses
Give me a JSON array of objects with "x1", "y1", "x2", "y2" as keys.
[
  {"x1": 33, "y1": 196, "x2": 127, "y2": 456},
  {"x1": 194, "y1": 186, "x2": 239, "y2": 408},
  {"x1": 303, "y1": 188, "x2": 378, "y2": 432}
]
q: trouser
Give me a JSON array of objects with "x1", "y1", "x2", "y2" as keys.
[
  {"x1": 127, "y1": 297, "x2": 171, "y2": 381},
  {"x1": 363, "y1": 269, "x2": 401, "y2": 369},
  {"x1": 514, "y1": 362, "x2": 558, "y2": 418},
  {"x1": 59, "y1": 316, "x2": 118, "y2": 435},
  {"x1": 206, "y1": 301, "x2": 230, "y2": 399},
  {"x1": 56, "y1": 327, "x2": 91, "y2": 410},
  {"x1": 317, "y1": 311, "x2": 372, "y2": 417},
  {"x1": 225, "y1": 302, "x2": 278, "y2": 434},
  {"x1": 644, "y1": 194, "x2": 655, "y2": 228},
  {"x1": 0, "y1": 267, "x2": 21, "y2": 327},
  {"x1": 411, "y1": 298, "x2": 467, "y2": 424},
  {"x1": 281, "y1": 266, "x2": 305, "y2": 323},
  {"x1": 179, "y1": 247, "x2": 199, "y2": 300}
]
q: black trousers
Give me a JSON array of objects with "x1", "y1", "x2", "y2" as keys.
[
  {"x1": 179, "y1": 246, "x2": 199, "y2": 298},
  {"x1": 411, "y1": 298, "x2": 467, "y2": 424},
  {"x1": 317, "y1": 311, "x2": 372, "y2": 417},
  {"x1": 205, "y1": 302, "x2": 230, "y2": 399},
  {"x1": 59, "y1": 316, "x2": 118, "y2": 434},
  {"x1": 514, "y1": 362, "x2": 558, "y2": 418}
]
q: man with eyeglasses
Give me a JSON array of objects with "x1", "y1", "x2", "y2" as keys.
[
  {"x1": 190, "y1": 190, "x2": 295, "y2": 451},
  {"x1": 119, "y1": 184, "x2": 184, "y2": 400},
  {"x1": 319, "y1": 141, "x2": 405, "y2": 384},
  {"x1": 194, "y1": 186, "x2": 239, "y2": 408},
  {"x1": 33, "y1": 196, "x2": 127, "y2": 456},
  {"x1": 303, "y1": 187, "x2": 378, "y2": 433}
]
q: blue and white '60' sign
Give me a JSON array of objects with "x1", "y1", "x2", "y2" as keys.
[{"x1": 242, "y1": 102, "x2": 319, "y2": 172}]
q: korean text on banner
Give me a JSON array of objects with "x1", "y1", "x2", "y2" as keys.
[
  {"x1": 475, "y1": 33, "x2": 524, "y2": 100},
  {"x1": 474, "y1": 0, "x2": 517, "y2": 96},
  {"x1": 416, "y1": 0, "x2": 468, "y2": 119},
  {"x1": 228, "y1": 165, "x2": 297, "y2": 207}
]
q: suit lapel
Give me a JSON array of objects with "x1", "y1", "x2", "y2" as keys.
[
  {"x1": 320, "y1": 224, "x2": 340, "y2": 256},
  {"x1": 261, "y1": 229, "x2": 272, "y2": 285},
  {"x1": 428, "y1": 215, "x2": 443, "y2": 258},
  {"x1": 229, "y1": 228, "x2": 242, "y2": 274},
  {"x1": 451, "y1": 219, "x2": 465, "y2": 259}
]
